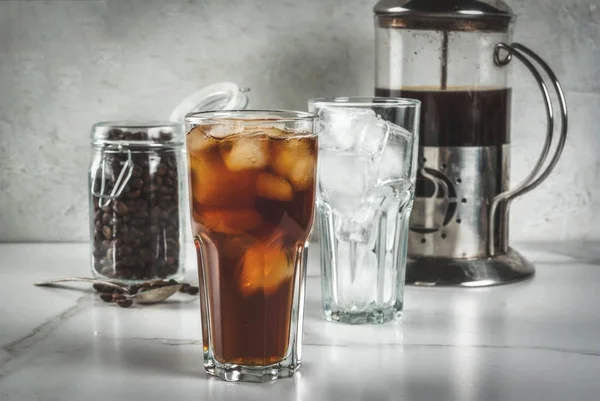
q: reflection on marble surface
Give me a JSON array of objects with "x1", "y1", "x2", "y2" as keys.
[{"x1": 1, "y1": 243, "x2": 600, "y2": 400}]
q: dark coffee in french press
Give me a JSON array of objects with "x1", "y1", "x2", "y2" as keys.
[{"x1": 375, "y1": 88, "x2": 511, "y2": 147}]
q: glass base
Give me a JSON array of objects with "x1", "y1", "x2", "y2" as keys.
[
  {"x1": 323, "y1": 305, "x2": 402, "y2": 325},
  {"x1": 205, "y1": 355, "x2": 299, "y2": 383}
]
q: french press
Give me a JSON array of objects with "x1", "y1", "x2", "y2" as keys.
[{"x1": 374, "y1": 0, "x2": 568, "y2": 286}]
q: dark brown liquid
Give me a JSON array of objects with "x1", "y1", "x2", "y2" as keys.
[
  {"x1": 375, "y1": 87, "x2": 512, "y2": 147},
  {"x1": 189, "y1": 130, "x2": 317, "y2": 365}
]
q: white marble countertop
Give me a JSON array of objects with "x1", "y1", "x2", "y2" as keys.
[{"x1": 1, "y1": 242, "x2": 599, "y2": 401}]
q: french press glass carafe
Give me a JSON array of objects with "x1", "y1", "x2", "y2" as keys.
[{"x1": 374, "y1": 0, "x2": 568, "y2": 286}]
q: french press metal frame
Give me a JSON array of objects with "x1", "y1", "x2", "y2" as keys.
[{"x1": 488, "y1": 43, "x2": 568, "y2": 256}]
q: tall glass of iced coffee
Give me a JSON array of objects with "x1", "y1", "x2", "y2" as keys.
[{"x1": 185, "y1": 110, "x2": 318, "y2": 382}]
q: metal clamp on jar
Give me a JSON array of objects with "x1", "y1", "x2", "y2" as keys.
[{"x1": 374, "y1": 0, "x2": 568, "y2": 286}]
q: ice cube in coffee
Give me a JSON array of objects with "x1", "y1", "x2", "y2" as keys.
[{"x1": 186, "y1": 111, "x2": 317, "y2": 382}]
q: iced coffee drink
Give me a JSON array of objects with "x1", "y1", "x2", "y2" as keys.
[{"x1": 185, "y1": 111, "x2": 317, "y2": 382}]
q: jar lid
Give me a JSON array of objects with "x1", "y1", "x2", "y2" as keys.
[
  {"x1": 91, "y1": 121, "x2": 183, "y2": 146},
  {"x1": 169, "y1": 82, "x2": 250, "y2": 129}
]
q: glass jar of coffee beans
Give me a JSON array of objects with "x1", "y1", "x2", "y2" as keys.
[{"x1": 89, "y1": 121, "x2": 186, "y2": 282}]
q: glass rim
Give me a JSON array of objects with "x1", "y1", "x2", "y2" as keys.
[
  {"x1": 308, "y1": 96, "x2": 421, "y2": 108},
  {"x1": 92, "y1": 120, "x2": 180, "y2": 130},
  {"x1": 184, "y1": 109, "x2": 317, "y2": 125}
]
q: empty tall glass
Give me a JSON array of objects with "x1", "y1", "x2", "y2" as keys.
[{"x1": 308, "y1": 97, "x2": 420, "y2": 324}]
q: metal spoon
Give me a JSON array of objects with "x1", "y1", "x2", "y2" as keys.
[{"x1": 35, "y1": 277, "x2": 181, "y2": 304}]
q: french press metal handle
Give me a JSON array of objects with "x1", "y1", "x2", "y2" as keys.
[
  {"x1": 488, "y1": 43, "x2": 569, "y2": 256},
  {"x1": 91, "y1": 144, "x2": 134, "y2": 208}
]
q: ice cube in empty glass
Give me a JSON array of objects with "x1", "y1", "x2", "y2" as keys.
[{"x1": 309, "y1": 97, "x2": 420, "y2": 324}]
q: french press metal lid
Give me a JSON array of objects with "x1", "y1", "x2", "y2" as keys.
[{"x1": 374, "y1": 0, "x2": 568, "y2": 286}]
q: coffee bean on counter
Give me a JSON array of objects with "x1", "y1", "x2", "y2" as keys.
[
  {"x1": 93, "y1": 279, "x2": 199, "y2": 308},
  {"x1": 186, "y1": 286, "x2": 200, "y2": 296},
  {"x1": 116, "y1": 299, "x2": 133, "y2": 308},
  {"x1": 102, "y1": 286, "x2": 115, "y2": 294},
  {"x1": 100, "y1": 293, "x2": 114, "y2": 302},
  {"x1": 112, "y1": 293, "x2": 126, "y2": 301}
]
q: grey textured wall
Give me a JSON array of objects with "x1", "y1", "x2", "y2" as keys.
[{"x1": 0, "y1": 0, "x2": 598, "y2": 242}]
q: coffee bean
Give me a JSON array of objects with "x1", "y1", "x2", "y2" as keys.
[
  {"x1": 127, "y1": 190, "x2": 141, "y2": 199},
  {"x1": 150, "y1": 206, "x2": 161, "y2": 219},
  {"x1": 120, "y1": 268, "x2": 133, "y2": 279},
  {"x1": 140, "y1": 248, "x2": 153, "y2": 262},
  {"x1": 102, "y1": 226, "x2": 112, "y2": 239},
  {"x1": 156, "y1": 164, "x2": 167, "y2": 176},
  {"x1": 93, "y1": 283, "x2": 105, "y2": 292},
  {"x1": 134, "y1": 131, "x2": 148, "y2": 140},
  {"x1": 102, "y1": 213, "x2": 111, "y2": 225},
  {"x1": 114, "y1": 201, "x2": 128, "y2": 215},
  {"x1": 179, "y1": 283, "x2": 191, "y2": 293},
  {"x1": 131, "y1": 178, "x2": 144, "y2": 189},
  {"x1": 186, "y1": 286, "x2": 199, "y2": 296},
  {"x1": 117, "y1": 225, "x2": 129, "y2": 236},
  {"x1": 130, "y1": 218, "x2": 146, "y2": 226},
  {"x1": 134, "y1": 211, "x2": 149, "y2": 219},
  {"x1": 100, "y1": 293, "x2": 114, "y2": 302},
  {"x1": 129, "y1": 285, "x2": 139, "y2": 295},
  {"x1": 134, "y1": 200, "x2": 148, "y2": 210},
  {"x1": 112, "y1": 293, "x2": 126, "y2": 301},
  {"x1": 158, "y1": 131, "x2": 173, "y2": 142},
  {"x1": 107, "y1": 129, "x2": 119, "y2": 140},
  {"x1": 154, "y1": 176, "x2": 163, "y2": 186},
  {"x1": 132, "y1": 165, "x2": 143, "y2": 177},
  {"x1": 116, "y1": 299, "x2": 133, "y2": 308}
]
